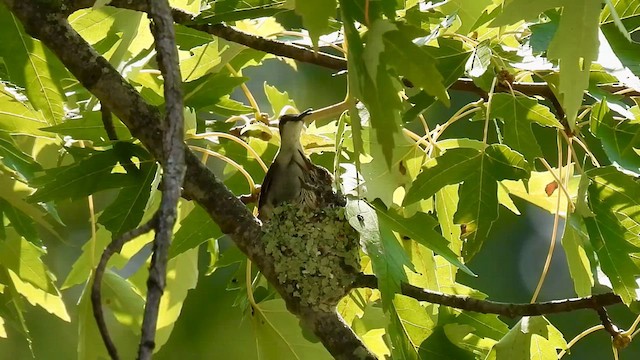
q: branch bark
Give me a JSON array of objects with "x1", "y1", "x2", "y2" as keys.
[
  {"x1": 138, "y1": 0, "x2": 186, "y2": 359},
  {"x1": 5, "y1": 1, "x2": 372, "y2": 358},
  {"x1": 354, "y1": 274, "x2": 623, "y2": 318}
]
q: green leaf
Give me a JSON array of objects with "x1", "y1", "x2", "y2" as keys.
[
  {"x1": 0, "y1": 88, "x2": 49, "y2": 137},
  {"x1": 183, "y1": 72, "x2": 248, "y2": 110},
  {"x1": 439, "y1": 0, "x2": 495, "y2": 35},
  {"x1": 584, "y1": 166, "x2": 640, "y2": 304},
  {"x1": 0, "y1": 236, "x2": 54, "y2": 293},
  {"x1": 29, "y1": 145, "x2": 145, "y2": 203},
  {"x1": 466, "y1": 40, "x2": 492, "y2": 78},
  {"x1": 0, "y1": 198, "x2": 38, "y2": 244},
  {"x1": 371, "y1": 203, "x2": 474, "y2": 276},
  {"x1": 169, "y1": 204, "x2": 222, "y2": 259},
  {"x1": 361, "y1": 129, "x2": 419, "y2": 206},
  {"x1": 454, "y1": 145, "x2": 530, "y2": 258},
  {"x1": 98, "y1": 145, "x2": 157, "y2": 238},
  {"x1": 346, "y1": 200, "x2": 412, "y2": 307},
  {"x1": 180, "y1": 40, "x2": 222, "y2": 82},
  {"x1": 486, "y1": 316, "x2": 566, "y2": 360},
  {"x1": 41, "y1": 111, "x2": 132, "y2": 143},
  {"x1": 155, "y1": 248, "x2": 199, "y2": 350},
  {"x1": 62, "y1": 225, "x2": 113, "y2": 289},
  {"x1": 501, "y1": 165, "x2": 580, "y2": 215},
  {"x1": 343, "y1": 15, "x2": 403, "y2": 166},
  {"x1": 382, "y1": 30, "x2": 449, "y2": 106},
  {"x1": 404, "y1": 148, "x2": 482, "y2": 206},
  {"x1": 264, "y1": 83, "x2": 297, "y2": 117},
  {"x1": 295, "y1": 0, "x2": 336, "y2": 48},
  {"x1": 387, "y1": 295, "x2": 438, "y2": 360},
  {"x1": 253, "y1": 299, "x2": 333, "y2": 359},
  {"x1": 490, "y1": 93, "x2": 563, "y2": 162},
  {"x1": 0, "y1": 5, "x2": 66, "y2": 125},
  {"x1": 601, "y1": 14, "x2": 640, "y2": 77},
  {"x1": 445, "y1": 310, "x2": 508, "y2": 358},
  {"x1": 0, "y1": 176, "x2": 60, "y2": 242},
  {"x1": 7, "y1": 269, "x2": 69, "y2": 322},
  {"x1": 102, "y1": 270, "x2": 144, "y2": 334},
  {"x1": 561, "y1": 215, "x2": 595, "y2": 297},
  {"x1": 492, "y1": 0, "x2": 601, "y2": 129},
  {"x1": 590, "y1": 101, "x2": 640, "y2": 174},
  {"x1": 197, "y1": 0, "x2": 288, "y2": 24},
  {"x1": 0, "y1": 132, "x2": 42, "y2": 180}
]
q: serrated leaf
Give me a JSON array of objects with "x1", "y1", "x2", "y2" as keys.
[
  {"x1": 492, "y1": 0, "x2": 601, "y2": 129},
  {"x1": 0, "y1": 236, "x2": 54, "y2": 293},
  {"x1": 466, "y1": 40, "x2": 492, "y2": 78},
  {"x1": 98, "y1": 145, "x2": 157, "y2": 238},
  {"x1": 0, "y1": 132, "x2": 42, "y2": 180},
  {"x1": 29, "y1": 145, "x2": 144, "y2": 203},
  {"x1": 180, "y1": 40, "x2": 222, "y2": 82},
  {"x1": 590, "y1": 101, "x2": 640, "y2": 174},
  {"x1": 197, "y1": 0, "x2": 288, "y2": 23},
  {"x1": 454, "y1": 145, "x2": 530, "y2": 258},
  {"x1": 8, "y1": 269, "x2": 69, "y2": 322},
  {"x1": 62, "y1": 225, "x2": 113, "y2": 289},
  {"x1": 387, "y1": 294, "x2": 438, "y2": 360},
  {"x1": 601, "y1": 14, "x2": 640, "y2": 77},
  {"x1": 169, "y1": 204, "x2": 222, "y2": 259},
  {"x1": 486, "y1": 316, "x2": 566, "y2": 360},
  {"x1": 264, "y1": 83, "x2": 296, "y2": 117},
  {"x1": 584, "y1": 166, "x2": 640, "y2": 304},
  {"x1": 253, "y1": 299, "x2": 333, "y2": 359},
  {"x1": 0, "y1": 6, "x2": 66, "y2": 125},
  {"x1": 346, "y1": 200, "x2": 412, "y2": 308},
  {"x1": 361, "y1": 130, "x2": 418, "y2": 206},
  {"x1": 295, "y1": 0, "x2": 336, "y2": 48},
  {"x1": 439, "y1": 0, "x2": 495, "y2": 35},
  {"x1": 0, "y1": 176, "x2": 59, "y2": 242},
  {"x1": 344, "y1": 16, "x2": 403, "y2": 166},
  {"x1": 491, "y1": 93, "x2": 563, "y2": 162},
  {"x1": 404, "y1": 147, "x2": 482, "y2": 206},
  {"x1": 371, "y1": 203, "x2": 473, "y2": 276},
  {"x1": 0, "y1": 198, "x2": 38, "y2": 244},
  {"x1": 41, "y1": 111, "x2": 132, "y2": 143},
  {"x1": 183, "y1": 72, "x2": 248, "y2": 110},
  {"x1": 382, "y1": 30, "x2": 449, "y2": 106}
]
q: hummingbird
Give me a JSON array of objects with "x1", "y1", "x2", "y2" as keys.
[{"x1": 258, "y1": 109, "x2": 339, "y2": 220}]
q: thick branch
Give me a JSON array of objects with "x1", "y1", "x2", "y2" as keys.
[
  {"x1": 354, "y1": 274, "x2": 623, "y2": 318},
  {"x1": 7, "y1": 1, "x2": 371, "y2": 358}
]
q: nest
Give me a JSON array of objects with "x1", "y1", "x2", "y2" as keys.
[{"x1": 262, "y1": 202, "x2": 360, "y2": 311}]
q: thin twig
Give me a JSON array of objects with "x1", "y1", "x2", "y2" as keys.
[
  {"x1": 353, "y1": 274, "x2": 623, "y2": 317},
  {"x1": 597, "y1": 307, "x2": 621, "y2": 339},
  {"x1": 138, "y1": 1, "x2": 186, "y2": 359},
  {"x1": 101, "y1": 103, "x2": 118, "y2": 141},
  {"x1": 91, "y1": 218, "x2": 157, "y2": 360}
]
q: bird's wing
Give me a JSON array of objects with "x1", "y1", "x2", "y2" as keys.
[{"x1": 258, "y1": 160, "x2": 280, "y2": 211}]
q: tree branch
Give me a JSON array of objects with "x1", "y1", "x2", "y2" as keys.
[
  {"x1": 354, "y1": 274, "x2": 623, "y2": 318},
  {"x1": 137, "y1": 0, "x2": 186, "y2": 358},
  {"x1": 92, "y1": 217, "x2": 157, "y2": 360},
  {"x1": 6, "y1": 1, "x2": 371, "y2": 358}
]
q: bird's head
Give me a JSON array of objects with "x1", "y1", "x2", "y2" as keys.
[{"x1": 278, "y1": 108, "x2": 312, "y2": 148}]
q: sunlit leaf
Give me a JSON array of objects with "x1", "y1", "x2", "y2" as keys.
[
  {"x1": 295, "y1": 0, "x2": 336, "y2": 48},
  {"x1": 590, "y1": 101, "x2": 640, "y2": 174},
  {"x1": 0, "y1": 236, "x2": 54, "y2": 293},
  {"x1": 490, "y1": 93, "x2": 563, "y2": 162},
  {"x1": 346, "y1": 200, "x2": 412, "y2": 308},
  {"x1": 42, "y1": 111, "x2": 132, "y2": 143},
  {"x1": 0, "y1": 6, "x2": 66, "y2": 125},
  {"x1": 0, "y1": 89, "x2": 49, "y2": 137},
  {"x1": 585, "y1": 166, "x2": 640, "y2": 304},
  {"x1": 169, "y1": 204, "x2": 222, "y2": 259},
  {"x1": 8, "y1": 269, "x2": 69, "y2": 322},
  {"x1": 486, "y1": 316, "x2": 566, "y2": 360},
  {"x1": 253, "y1": 299, "x2": 333, "y2": 359}
]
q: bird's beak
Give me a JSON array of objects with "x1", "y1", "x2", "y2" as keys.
[{"x1": 295, "y1": 108, "x2": 313, "y2": 121}]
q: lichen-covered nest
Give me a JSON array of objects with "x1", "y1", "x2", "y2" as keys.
[{"x1": 262, "y1": 203, "x2": 361, "y2": 311}]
